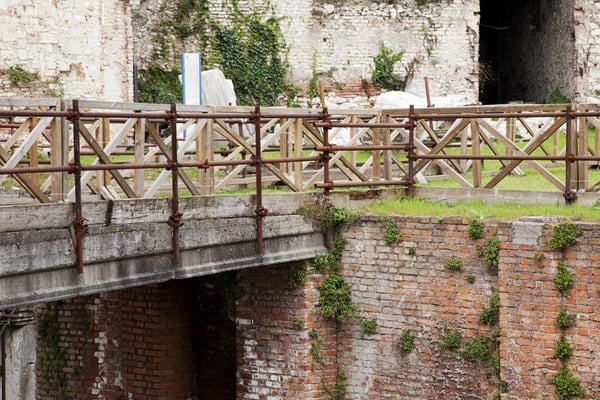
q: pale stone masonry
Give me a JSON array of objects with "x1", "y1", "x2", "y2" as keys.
[{"x1": 3, "y1": 1, "x2": 600, "y2": 109}]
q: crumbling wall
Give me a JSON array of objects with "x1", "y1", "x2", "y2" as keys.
[{"x1": 0, "y1": 0, "x2": 134, "y2": 101}]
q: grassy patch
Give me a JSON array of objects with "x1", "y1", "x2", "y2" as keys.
[{"x1": 364, "y1": 196, "x2": 600, "y2": 221}]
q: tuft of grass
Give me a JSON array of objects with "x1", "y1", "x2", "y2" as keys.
[{"x1": 364, "y1": 196, "x2": 600, "y2": 221}]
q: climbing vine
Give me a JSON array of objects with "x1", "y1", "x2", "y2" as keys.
[{"x1": 36, "y1": 302, "x2": 71, "y2": 400}]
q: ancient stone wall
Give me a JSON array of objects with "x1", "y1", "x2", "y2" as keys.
[{"x1": 0, "y1": 0, "x2": 134, "y2": 101}]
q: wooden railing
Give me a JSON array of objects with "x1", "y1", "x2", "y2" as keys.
[{"x1": 2, "y1": 99, "x2": 600, "y2": 205}]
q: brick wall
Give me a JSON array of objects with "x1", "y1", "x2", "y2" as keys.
[
  {"x1": 34, "y1": 216, "x2": 600, "y2": 399},
  {"x1": 236, "y1": 262, "x2": 338, "y2": 400}
]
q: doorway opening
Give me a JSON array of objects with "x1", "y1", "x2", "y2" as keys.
[{"x1": 479, "y1": 0, "x2": 575, "y2": 104}]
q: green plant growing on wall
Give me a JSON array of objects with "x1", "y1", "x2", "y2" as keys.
[
  {"x1": 316, "y1": 273, "x2": 356, "y2": 322},
  {"x1": 553, "y1": 334, "x2": 573, "y2": 362},
  {"x1": 308, "y1": 329, "x2": 325, "y2": 370},
  {"x1": 461, "y1": 335, "x2": 495, "y2": 362},
  {"x1": 440, "y1": 329, "x2": 462, "y2": 353},
  {"x1": 371, "y1": 41, "x2": 406, "y2": 90},
  {"x1": 313, "y1": 234, "x2": 346, "y2": 271},
  {"x1": 477, "y1": 236, "x2": 500, "y2": 271},
  {"x1": 553, "y1": 263, "x2": 574, "y2": 293},
  {"x1": 466, "y1": 274, "x2": 476, "y2": 284},
  {"x1": 479, "y1": 290, "x2": 500, "y2": 326},
  {"x1": 288, "y1": 262, "x2": 308, "y2": 290},
  {"x1": 37, "y1": 302, "x2": 71, "y2": 400},
  {"x1": 468, "y1": 219, "x2": 485, "y2": 240},
  {"x1": 210, "y1": 3, "x2": 289, "y2": 106},
  {"x1": 444, "y1": 256, "x2": 464, "y2": 272},
  {"x1": 8, "y1": 64, "x2": 40, "y2": 86},
  {"x1": 324, "y1": 370, "x2": 347, "y2": 400},
  {"x1": 555, "y1": 307, "x2": 576, "y2": 330},
  {"x1": 396, "y1": 329, "x2": 416, "y2": 353},
  {"x1": 381, "y1": 217, "x2": 402, "y2": 243},
  {"x1": 548, "y1": 223, "x2": 582, "y2": 251},
  {"x1": 298, "y1": 195, "x2": 356, "y2": 230},
  {"x1": 360, "y1": 318, "x2": 378, "y2": 338},
  {"x1": 308, "y1": 51, "x2": 320, "y2": 106},
  {"x1": 293, "y1": 316, "x2": 305, "y2": 330},
  {"x1": 408, "y1": 246, "x2": 417, "y2": 256},
  {"x1": 552, "y1": 367, "x2": 585, "y2": 400},
  {"x1": 137, "y1": 66, "x2": 182, "y2": 104}
]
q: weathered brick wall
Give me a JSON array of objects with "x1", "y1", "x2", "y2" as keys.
[
  {"x1": 236, "y1": 262, "x2": 338, "y2": 400},
  {"x1": 500, "y1": 218, "x2": 600, "y2": 400},
  {"x1": 35, "y1": 279, "x2": 231, "y2": 400},
  {"x1": 338, "y1": 216, "x2": 500, "y2": 399}
]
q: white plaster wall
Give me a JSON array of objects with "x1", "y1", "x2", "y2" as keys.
[
  {"x1": 0, "y1": 0, "x2": 134, "y2": 101},
  {"x1": 574, "y1": 0, "x2": 600, "y2": 100}
]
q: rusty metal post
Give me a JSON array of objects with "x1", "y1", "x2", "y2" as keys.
[
  {"x1": 167, "y1": 103, "x2": 183, "y2": 268},
  {"x1": 407, "y1": 105, "x2": 416, "y2": 197},
  {"x1": 321, "y1": 107, "x2": 331, "y2": 195},
  {"x1": 564, "y1": 104, "x2": 576, "y2": 204},
  {"x1": 253, "y1": 106, "x2": 267, "y2": 254},
  {"x1": 69, "y1": 100, "x2": 87, "y2": 273}
]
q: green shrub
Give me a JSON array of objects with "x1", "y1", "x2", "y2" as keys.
[
  {"x1": 480, "y1": 290, "x2": 500, "y2": 326},
  {"x1": 555, "y1": 307, "x2": 576, "y2": 330},
  {"x1": 553, "y1": 263, "x2": 574, "y2": 293},
  {"x1": 553, "y1": 334, "x2": 573, "y2": 362},
  {"x1": 477, "y1": 236, "x2": 500, "y2": 271},
  {"x1": 382, "y1": 217, "x2": 402, "y2": 243},
  {"x1": 371, "y1": 41, "x2": 405, "y2": 90},
  {"x1": 440, "y1": 329, "x2": 462, "y2": 352},
  {"x1": 468, "y1": 219, "x2": 485, "y2": 240},
  {"x1": 316, "y1": 274, "x2": 356, "y2": 322},
  {"x1": 548, "y1": 223, "x2": 582, "y2": 251},
  {"x1": 444, "y1": 256, "x2": 463, "y2": 272},
  {"x1": 396, "y1": 329, "x2": 416, "y2": 353},
  {"x1": 552, "y1": 367, "x2": 585, "y2": 400}
]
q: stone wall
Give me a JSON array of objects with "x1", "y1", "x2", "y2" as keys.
[{"x1": 0, "y1": 0, "x2": 134, "y2": 101}]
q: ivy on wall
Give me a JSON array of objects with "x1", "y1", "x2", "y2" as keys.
[{"x1": 140, "y1": 0, "x2": 292, "y2": 106}]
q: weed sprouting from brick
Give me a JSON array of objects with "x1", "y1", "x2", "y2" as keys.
[
  {"x1": 548, "y1": 222, "x2": 582, "y2": 251},
  {"x1": 440, "y1": 329, "x2": 462, "y2": 353},
  {"x1": 479, "y1": 290, "x2": 500, "y2": 326},
  {"x1": 313, "y1": 234, "x2": 346, "y2": 271},
  {"x1": 288, "y1": 262, "x2": 307, "y2": 290},
  {"x1": 381, "y1": 217, "x2": 402, "y2": 243},
  {"x1": 360, "y1": 318, "x2": 378, "y2": 337},
  {"x1": 477, "y1": 236, "x2": 499, "y2": 271},
  {"x1": 396, "y1": 329, "x2": 416, "y2": 353},
  {"x1": 316, "y1": 273, "x2": 356, "y2": 322},
  {"x1": 444, "y1": 256, "x2": 464, "y2": 272},
  {"x1": 552, "y1": 367, "x2": 585, "y2": 400},
  {"x1": 553, "y1": 334, "x2": 573, "y2": 362},
  {"x1": 553, "y1": 263, "x2": 574, "y2": 293},
  {"x1": 468, "y1": 219, "x2": 485, "y2": 240}
]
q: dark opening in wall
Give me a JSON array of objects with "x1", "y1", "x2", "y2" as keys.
[{"x1": 479, "y1": 0, "x2": 575, "y2": 104}]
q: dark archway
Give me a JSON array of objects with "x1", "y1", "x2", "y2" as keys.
[{"x1": 479, "y1": 0, "x2": 575, "y2": 104}]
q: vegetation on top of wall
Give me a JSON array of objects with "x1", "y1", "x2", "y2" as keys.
[
  {"x1": 548, "y1": 223, "x2": 582, "y2": 251},
  {"x1": 298, "y1": 194, "x2": 357, "y2": 231},
  {"x1": 467, "y1": 219, "x2": 485, "y2": 240}
]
